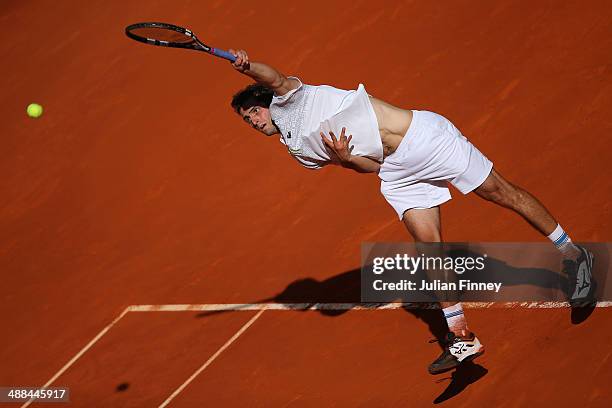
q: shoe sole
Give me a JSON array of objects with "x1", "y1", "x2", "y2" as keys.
[{"x1": 569, "y1": 249, "x2": 596, "y2": 307}]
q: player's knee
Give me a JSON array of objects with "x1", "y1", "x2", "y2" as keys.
[
  {"x1": 477, "y1": 177, "x2": 519, "y2": 208},
  {"x1": 477, "y1": 183, "x2": 502, "y2": 203}
]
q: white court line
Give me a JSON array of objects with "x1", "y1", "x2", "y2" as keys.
[
  {"x1": 20, "y1": 307, "x2": 131, "y2": 408},
  {"x1": 21, "y1": 300, "x2": 611, "y2": 407},
  {"x1": 158, "y1": 307, "x2": 267, "y2": 408},
  {"x1": 129, "y1": 301, "x2": 612, "y2": 312}
]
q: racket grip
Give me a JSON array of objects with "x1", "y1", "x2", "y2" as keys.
[{"x1": 211, "y1": 48, "x2": 237, "y2": 62}]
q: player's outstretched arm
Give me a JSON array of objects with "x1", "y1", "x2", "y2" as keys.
[
  {"x1": 321, "y1": 128, "x2": 381, "y2": 174},
  {"x1": 229, "y1": 48, "x2": 299, "y2": 96}
]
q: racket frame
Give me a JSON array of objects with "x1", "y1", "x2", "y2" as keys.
[{"x1": 125, "y1": 22, "x2": 236, "y2": 62}]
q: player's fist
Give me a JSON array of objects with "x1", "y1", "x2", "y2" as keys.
[{"x1": 229, "y1": 49, "x2": 250, "y2": 72}]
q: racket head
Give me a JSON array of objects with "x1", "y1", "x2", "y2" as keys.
[{"x1": 125, "y1": 22, "x2": 210, "y2": 51}]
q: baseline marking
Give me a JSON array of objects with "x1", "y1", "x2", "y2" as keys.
[
  {"x1": 128, "y1": 301, "x2": 612, "y2": 312},
  {"x1": 158, "y1": 307, "x2": 267, "y2": 408}
]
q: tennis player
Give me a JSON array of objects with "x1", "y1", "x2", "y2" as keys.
[{"x1": 227, "y1": 49, "x2": 596, "y2": 374}]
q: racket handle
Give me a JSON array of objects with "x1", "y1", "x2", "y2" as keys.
[{"x1": 210, "y1": 48, "x2": 237, "y2": 62}]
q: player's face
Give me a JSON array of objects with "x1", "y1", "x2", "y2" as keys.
[{"x1": 239, "y1": 106, "x2": 278, "y2": 136}]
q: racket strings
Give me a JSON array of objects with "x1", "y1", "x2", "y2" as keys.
[{"x1": 129, "y1": 27, "x2": 194, "y2": 44}]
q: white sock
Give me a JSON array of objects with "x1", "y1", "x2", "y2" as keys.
[
  {"x1": 547, "y1": 224, "x2": 580, "y2": 259},
  {"x1": 443, "y1": 303, "x2": 468, "y2": 335}
]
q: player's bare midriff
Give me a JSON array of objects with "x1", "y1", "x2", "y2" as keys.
[{"x1": 369, "y1": 96, "x2": 413, "y2": 158}]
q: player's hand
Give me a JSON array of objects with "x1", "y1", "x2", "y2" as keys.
[
  {"x1": 229, "y1": 49, "x2": 250, "y2": 72},
  {"x1": 320, "y1": 127, "x2": 354, "y2": 165}
]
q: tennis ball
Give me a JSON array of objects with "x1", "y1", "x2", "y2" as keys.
[{"x1": 27, "y1": 103, "x2": 43, "y2": 118}]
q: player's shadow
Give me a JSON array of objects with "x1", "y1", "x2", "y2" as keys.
[
  {"x1": 444, "y1": 246, "x2": 607, "y2": 324},
  {"x1": 262, "y1": 270, "x2": 493, "y2": 402},
  {"x1": 195, "y1": 267, "x2": 449, "y2": 341},
  {"x1": 194, "y1": 246, "x2": 608, "y2": 401},
  {"x1": 441, "y1": 247, "x2": 566, "y2": 301},
  {"x1": 195, "y1": 267, "x2": 486, "y2": 403}
]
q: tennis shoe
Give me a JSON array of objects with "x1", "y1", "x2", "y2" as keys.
[
  {"x1": 562, "y1": 245, "x2": 596, "y2": 306},
  {"x1": 428, "y1": 332, "x2": 485, "y2": 375}
]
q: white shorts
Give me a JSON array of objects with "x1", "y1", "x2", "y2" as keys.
[{"x1": 379, "y1": 110, "x2": 493, "y2": 220}]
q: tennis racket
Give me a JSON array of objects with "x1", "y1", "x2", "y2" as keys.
[{"x1": 125, "y1": 22, "x2": 236, "y2": 62}]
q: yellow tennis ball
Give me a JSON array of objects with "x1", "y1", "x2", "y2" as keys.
[{"x1": 27, "y1": 103, "x2": 43, "y2": 118}]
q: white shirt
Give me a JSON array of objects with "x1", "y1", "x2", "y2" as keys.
[{"x1": 269, "y1": 77, "x2": 383, "y2": 169}]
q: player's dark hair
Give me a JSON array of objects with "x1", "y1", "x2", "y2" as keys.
[{"x1": 231, "y1": 84, "x2": 274, "y2": 114}]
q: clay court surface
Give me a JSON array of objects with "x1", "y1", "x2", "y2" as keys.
[{"x1": 1, "y1": 0, "x2": 611, "y2": 406}]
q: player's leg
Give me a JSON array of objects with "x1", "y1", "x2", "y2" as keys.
[
  {"x1": 402, "y1": 207, "x2": 468, "y2": 336},
  {"x1": 402, "y1": 208, "x2": 464, "y2": 333},
  {"x1": 473, "y1": 168, "x2": 595, "y2": 304},
  {"x1": 402, "y1": 207, "x2": 485, "y2": 374},
  {"x1": 474, "y1": 168, "x2": 576, "y2": 254},
  {"x1": 378, "y1": 113, "x2": 488, "y2": 373}
]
